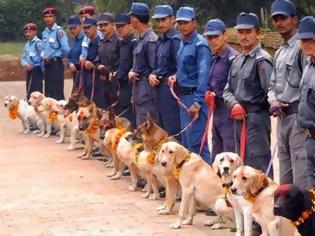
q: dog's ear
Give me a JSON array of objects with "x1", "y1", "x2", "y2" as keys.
[
  {"x1": 145, "y1": 112, "x2": 152, "y2": 129},
  {"x1": 234, "y1": 154, "x2": 243, "y2": 168},
  {"x1": 212, "y1": 154, "x2": 221, "y2": 176},
  {"x1": 174, "y1": 144, "x2": 188, "y2": 165},
  {"x1": 249, "y1": 171, "x2": 266, "y2": 195},
  {"x1": 96, "y1": 108, "x2": 104, "y2": 120}
]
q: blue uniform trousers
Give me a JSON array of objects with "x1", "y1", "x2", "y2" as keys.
[
  {"x1": 26, "y1": 66, "x2": 43, "y2": 100},
  {"x1": 134, "y1": 78, "x2": 159, "y2": 126},
  {"x1": 156, "y1": 83, "x2": 181, "y2": 137},
  {"x1": 179, "y1": 94, "x2": 211, "y2": 164},
  {"x1": 44, "y1": 58, "x2": 65, "y2": 100},
  {"x1": 117, "y1": 82, "x2": 134, "y2": 126},
  {"x1": 212, "y1": 107, "x2": 235, "y2": 158},
  {"x1": 305, "y1": 137, "x2": 315, "y2": 188}
]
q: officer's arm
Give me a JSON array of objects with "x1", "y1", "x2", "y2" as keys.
[
  {"x1": 21, "y1": 44, "x2": 28, "y2": 66},
  {"x1": 223, "y1": 70, "x2": 239, "y2": 109},
  {"x1": 194, "y1": 45, "x2": 211, "y2": 104},
  {"x1": 80, "y1": 36, "x2": 89, "y2": 61},
  {"x1": 267, "y1": 65, "x2": 277, "y2": 104},
  {"x1": 170, "y1": 37, "x2": 180, "y2": 63},
  {"x1": 41, "y1": 32, "x2": 47, "y2": 58},
  {"x1": 258, "y1": 59, "x2": 273, "y2": 94},
  {"x1": 146, "y1": 41, "x2": 157, "y2": 71},
  {"x1": 58, "y1": 30, "x2": 70, "y2": 57}
]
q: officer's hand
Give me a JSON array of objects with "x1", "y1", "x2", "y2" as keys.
[
  {"x1": 128, "y1": 71, "x2": 139, "y2": 81},
  {"x1": 231, "y1": 104, "x2": 246, "y2": 120},
  {"x1": 270, "y1": 100, "x2": 288, "y2": 118},
  {"x1": 188, "y1": 102, "x2": 201, "y2": 118},
  {"x1": 168, "y1": 75, "x2": 176, "y2": 87},
  {"x1": 148, "y1": 74, "x2": 160, "y2": 87},
  {"x1": 85, "y1": 61, "x2": 94, "y2": 70},
  {"x1": 69, "y1": 64, "x2": 77, "y2": 73},
  {"x1": 204, "y1": 91, "x2": 216, "y2": 107},
  {"x1": 24, "y1": 64, "x2": 32, "y2": 71}
]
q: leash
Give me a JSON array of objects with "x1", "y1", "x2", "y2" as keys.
[
  {"x1": 90, "y1": 67, "x2": 96, "y2": 102},
  {"x1": 169, "y1": 81, "x2": 190, "y2": 112},
  {"x1": 265, "y1": 142, "x2": 277, "y2": 176},
  {"x1": 117, "y1": 105, "x2": 131, "y2": 117},
  {"x1": 106, "y1": 101, "x2": 118, "y2": 111},
  {"x1": 169, "y1": 114, "x2": 199, "y2": 139},
  {"x1": 25, "y1": 71, "x2": 33, "y2": 101},
  {"x1": 240, "y1": 118, "x2": 247, "y2": 161}
]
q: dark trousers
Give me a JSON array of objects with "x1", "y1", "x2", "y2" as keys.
[
  {"x1": 44, "y1": 58, "x2": 65, "y2": 100},
  {"x1": 71, "y1": 71, "x2": 81, "y2": 94},
  {"x1": 234, "y1": 110, "x2": 272, "y2": 177},
  {"x1": 156, "y1": 83, "x2": 181, "y2": 137},
  {"x1": 305, "y1": 137, "x2": 315, "y2": 188},
  {"x1": 117, "y1": 81, "x2": 134, "y2": 126},
  {"x1": 212, "y1": 107, "x2": 235, "y2": 158},
  {"x1": 26, "y1": 66, "x2": 43, "y2": 100}
]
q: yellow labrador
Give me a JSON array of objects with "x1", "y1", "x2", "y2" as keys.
[
  {"x1": 158, "y1": 142, "x2": 234, "y2": 229},
  {"x1": 231, "y1": 166, "x2": 299, "y2": 236}
]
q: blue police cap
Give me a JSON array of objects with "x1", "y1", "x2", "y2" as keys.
[
  {"x1": 115, "y1": 13, "x2": 130, "y2": 25},
  {"x1": 298, "y1": 16, "x2": 315, "y2": 40},
  {"x1": 83, "y1": 17, "x2": 97, "y2": 27},
  {"x1": 68, "y1": 15, "x2": 81, "y2": 27},
  {"x1": 152, "y1": 5, "x2": 173, "y2": 19},
  {"x1": 97, "y1": 13, "x2": 114, "y2": 24},
  {"x1": 129, "y1": 2, "x2": 149, "y2": 16},
  {"x1": 204, "y1": 19, "x2": 226, "y2": 36},
  {"x1": 271, "y1": 0, "x2": 296, "y2": 17},
  {"x1": 235, "y1": 12, "x2": 260, "y2": 30},
  {"x1": 176, "y1": 7, "x2": 195, "y2": 22}
]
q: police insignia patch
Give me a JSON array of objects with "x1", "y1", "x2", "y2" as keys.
[{"x1": 58, "y1": 31, "x2": 64, "y2": 38}]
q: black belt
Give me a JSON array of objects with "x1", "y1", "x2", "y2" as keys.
[
  {"x1": 157, "y1": 75, "x2": 169, "y2": 84},
  {"x1": 282, "y1": 102, "x2": 299, "y2": 115},
  {"x1": 177, "y1": 86, "x2": 197, "y2": 96},
  {"x1": 242, "y1": 102, "x2": 269, "y2": 113}
]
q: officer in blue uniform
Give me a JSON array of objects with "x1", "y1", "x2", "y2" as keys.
[
  {"x1": 115, "y1": 13, "x2": 137, "y2": 123},
  {"x1": 223, "y1": 13, "x2": 273, "y2": 174},
  {"x1": 21, "y1": 23, "x2": 43, "y2": 100},
  {"x1": 41, "y1": 7, "x2": 69, "y2": 100},
  {"x1": 149, "y1": 5, "x2": 181, "y2": 137},
  {"x1": 296, "y1": 16, "x2": 315, "y2": 188},
  {"x1": 80, "y1": 18, "x2": 105, "y2": 108},
  {"x1": 204, "y1": 19, "x2": 239, "y2": 158},
  {"x1": 67, "y1": 15, "x2": 84, "y2": 94},
  {"x1": 128, "y1": 2, "x2": 159, "y2": 126},
  {"x1": 170, "y1": 7, "x2": 211, "y2": 164}
]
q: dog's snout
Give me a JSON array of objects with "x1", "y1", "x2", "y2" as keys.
[
  {"x1": 4, "y1": 103, "x2": 7, "y2": 107},
  {"x1": 223, "y1": 166, "x2": 229, "y2": 172},
  {"x1": 231, "y1": 188, "x2": 237, "y2": 194},
  {"x1": 161, "y1": 161, "x2": 167, "y2": 167}
]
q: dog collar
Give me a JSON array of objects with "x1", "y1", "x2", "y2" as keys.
[
  {"x1": 173, "y1": 151, "x2": 192, "y2": 179},
  {"x1": 133, "y1": 144, "x2": 144, "y2": 166},
  {"x1": 87, "y1": 120, "x2": 99, "y2": 135},
  {"x1": 293, "y1": 188, "x2": 315, "y2": 227},
  {"x1": 244, "y1": 174, "x2": 269, "y2": 202},
  {"x1": 8, "y1": 103, "x2": 19, "y2": 120}
]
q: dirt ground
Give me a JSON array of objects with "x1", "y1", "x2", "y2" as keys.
[{"x1": 0, "y1": 81, "x2": 279, "y2": 236}]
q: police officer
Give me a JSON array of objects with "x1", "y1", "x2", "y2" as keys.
[
  {"x1": 128, "y1": 2, "x2": 159, "y2": 126},
  {"x1": 96, "y1": 13, "x2": 120, "y2": 112},
  {"x1": 149, "y1": 5, "x2": 181, "y2": 137},
  {"x1": 223, "y1": 12, "x2": 273, "y2": 173},
  {"x1": 115, "y1": 13, "x2": 137, "y2": 123},
  {"x1": 67, "y1": 15, "x2": 84, "y2": 94},
  {"x1": 169, "y1": 7, "x2": 211, "y2": 164},
  {"x1": 204, "y1": 19, "x2": 239, "y2": 158},
  {"x1": 267, "y1": 0, "x2": 309, "y2": 189},
  {"x1": 41, "y1": 7, "x2": 69, "y2": 100},
  {"x1": 21, "y1": 23, "x2": 43, "y2": 100},
  {"x1": 80, "y1": 17, "x2": 104, "y2": 108},
  {"x1": 79, "y1": 5, "x2": 104, "y2": 62},
  {"x1": 296, "y1": 16, "x2": 315, "y2": 188}
]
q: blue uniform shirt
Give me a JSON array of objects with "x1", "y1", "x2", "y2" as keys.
[
  {"x1": 42, "y1": 23, "x2": 70, "y2": 58},
  {"x1": 67, "y1": 31, "x2": 84, "y2": 67},
  {"x1": 153, "y1": 27, "x2": 180, "y2": 77},
  {"x1": 208, "y1": 45, "x2": 239, "y2": 98},
  {"x1": 132, "y1": 28, "x2": 158, "y2": 77},
  {"x1": 176, "y1": 31, "x2": 211, "y2": 104},
  {"x1": 80, "y1": 30, "x2": 104, "y2": 60},
  {"x1": 21, "y1": 36, "x2": 42, "y2": 67}
]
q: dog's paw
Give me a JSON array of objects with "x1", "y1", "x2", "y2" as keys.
[
  {"x1": 106, "y1": 171, "x2": 116, "y2": 178},
  {"x1": 19, "y1": 129, "x2": 24, "y2": 133},
  {"x1": 56, "y1": 139, "x2": 63, "y2": 144},
  {"x1": 182, "y1": 218, "x2": 193, "y2": 225},
  {"x1": 32, "y1": 130, "x2": 40, "y2": 134},
  {"x1": 81, "y1": 155, "x2": 90, "y2": 160},
  {"x1": 23, "y1": 129, "x2": 30, "y2": 134},
  {"x1": 169, "y1": 222, "x2": 181, "y2": 229},
  {"x1": 141, "y1": 192, "x2": 150, "y2": 198},
  {"x1": 158, "y1": 209, "x2": 172, "y2": 215},
  {"x1": 149, "y1": 193, "x2": 159, "y2": 200},
  {"x1": 67, "y1": 145, "x2": 75, "y2": 151},
  {"x1": 38, "y1": 132, "x2": 45, "y2": 137},
  {"x1": 43, "y1": 133, "x2": 50, "y2": 138},
  {"x1": 156, "y1": 204, "x2": 166, "y2": 211},
  {"x1": 128, "y1": 185, "x2": 136, "y2": 191},
  {"x1": 210, "y1": 223, "x2": 223, "y2": 230},
  {"x1": 109, "y1": 174, "x2": 121, "y2": 180},
  {"x1": 204, "y1": 219, "x2": 215, "y2": 227}
]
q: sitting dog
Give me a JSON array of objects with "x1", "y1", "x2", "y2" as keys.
[
  {"x1": 28, "y1": 91, "x2": 47, "y2": 136},
  {"x1": 231, "y1": 166, "x2": 298, "y2": 236},
  {"x1": 274, "y1": 184, "x2": 315, "y2": 236},
  {"x1": 4, "y1": 95, "x2": 42, "y2": 134},
  {"x1": 158, "y1": 141, "x2": 234, "y2": 229}
]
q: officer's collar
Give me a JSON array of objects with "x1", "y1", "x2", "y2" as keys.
[
  {"x1": 140, "y1": 27, "x2": 152, "y2": 39},
  {"x1": 283, "y1": 33, "x2": 298, "y2": 48},
  {"x1": 182, "y1": 30, "x2": 197, "y2": 44},
  {"x1": 104, "y1": 32, "x2": 117, "y2": 42},
  {"x1": 76, "y1": 31, "x2": 85, "y2": 40},
  {"x1": 214, "y1": 45, "x2": 230, "y2": 59},
  {"x1": 123, "y1": 33, "x2": 135, "y2": 44},
  {"x1": 242, "y1": 43, "x2": 261, "y2": 58},
  {"x1": 29, "y1": 36, "x2": 39, "y2": 43},
  {"x1": 163, "y1": 27, "x2": 177, "y2": 39},
  {"x1": 48, "y1": 23, "x2": 58, "y2": 31}
]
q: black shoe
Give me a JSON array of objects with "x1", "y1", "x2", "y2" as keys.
[
  {"x1": 92, "y1": 150, "x2": 104, "y2": 158},
  {"x1": 50, "y1": 128, "x2": 58, "y2": 136},
  {"x1": 122, "y1": 169, "x2": 130, "y2": 176},
  {"x1": 29, "y1": 124, "x2": 38, "y2": 132},
  {"x1": 205, "y1": 208, "x2": 217, "y2": 216},
  {"x1": 137, "y1": 178, "x2": 146, "y2": 189},
  {"x1": 252, "y1": 222, "x2": 262, "y2": 236}
]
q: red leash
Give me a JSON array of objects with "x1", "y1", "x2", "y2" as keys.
[
  {"x1": 240, "y1": 118, "x2": 247, "y2": 161},
  {"x1": 169, "y1": 81, "x2": 190, "y2": 112},
  {"x1": 90, "y1": 67, "x2": 96, "y2": 101}
]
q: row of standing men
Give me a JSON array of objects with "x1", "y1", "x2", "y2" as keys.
[{"x1": 21, "y1": 0, "x2": 315, "y2": 190}]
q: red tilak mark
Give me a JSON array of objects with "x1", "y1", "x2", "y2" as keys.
[
  {"x1": 79, "y1": 111, "x2": 84, "y2": 118},
  {"x1": 240, "y1": 166, "x2": 245, "y2": 177},
  {"x1": 226, "y1": 155, "x2": 232, "y2": 162}
]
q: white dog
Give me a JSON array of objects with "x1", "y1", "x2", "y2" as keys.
[{"x1": 4, "y1": 95, "x2": 42, "y2": 134}]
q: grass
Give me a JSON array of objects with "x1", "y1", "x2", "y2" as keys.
[{"x1": 0, "y1": 42, "x2": 24, "y2": 57}]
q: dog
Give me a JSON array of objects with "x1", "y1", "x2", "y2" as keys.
[
  {"x1": 28, "y1": 91, "x2": 47, "y2": 136},
  {"x1": 274, "y1": 184, "x2": 315, "y2": 236},
  {"x1": 4, "y1": 95, "x2": 42, "y2": 134},
  {"x1": 231, "y1": 166, "x2": 298, "y2": 236},
  {"x1": 158, "y1": 141, "x2": 234, "y2": 229}
]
